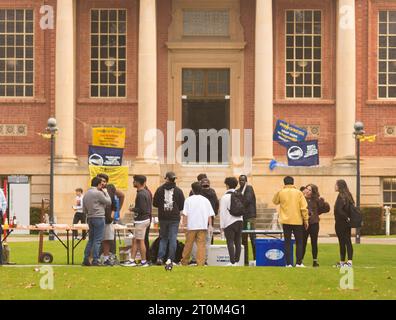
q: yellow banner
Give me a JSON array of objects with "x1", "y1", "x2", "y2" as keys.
[
  {"x1": 359, "y1": 134, "x2": 376, "y2": 143},
  {"x1": 92, "y1": 127, "x2": 126, "y2": 148},
  {"x1": 89, "y1": 166, "x2": 129, "y2": 190}
]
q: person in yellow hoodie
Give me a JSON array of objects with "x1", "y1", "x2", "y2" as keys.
[{"x1": 273, "y1": 176, "x2": 309, "y2": 267}]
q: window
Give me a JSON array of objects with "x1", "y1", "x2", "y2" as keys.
[
  {"x1": 378, "y1": 11, "x2": 396, "y2": 98},
  {"x1": 182, "y1": 69, "x2": 230, "y2": 97},
  {"x1": 0, "y1": 9, "x2": 34, "y2": 97},
  {"x1": 90, "y1": 9, "x2": 126, "y2": 98},
  {"x1": 285, "y1": 10, "x2": 322, "y2": 98},
  {"x1": 183, "y1": 10, "x2": 229, "y2": 37},
  {"x1": 383, "y1": 178, "x2": 396, "y2": 208}
]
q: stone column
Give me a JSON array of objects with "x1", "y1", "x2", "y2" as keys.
[
  {"x1": 253, "y1": 0, "x2": 274, "y2": 162},
  {"x1": 55, "y1": 0, "x2": 77, "y2": 163},
  {"x1": 334, "y1": 0, "x2": 356, "y2": 163},
  {"x1": 137, "y1": 0, "x2": 158, "y2": 163}
]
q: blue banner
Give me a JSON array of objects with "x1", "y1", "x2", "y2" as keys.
[
  {"x1": 273, "y1": 120, "x2": 308, "y2": 146},
  {"x1": 88, "y1": 145, "x2": 123, "y2": 166},
  {"x1": 284, "y1": 140, "x2": 319, "y2": 167}
]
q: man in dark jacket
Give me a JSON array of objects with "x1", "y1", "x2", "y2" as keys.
[
  {"x1": 153, "y1": 171, "x2": 185, "y2": 265},
  {"x1": 238, "y1": 175, "x2": 257, "y2": 264}
]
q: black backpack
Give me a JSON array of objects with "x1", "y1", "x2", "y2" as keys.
[
  {"x1": 349, "y1": 203, "x2": 363, "y2": 228},
  {"x1": 149, "y1": 236, "x2": 185, "y2": 263},
  {"x1": 227, "y1": 191, "x2": 246, "y2": 217}
]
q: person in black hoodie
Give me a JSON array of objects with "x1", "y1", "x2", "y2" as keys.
[
  {"x1": 238, "y1": 175, "x2": 257, "y2": 264},
  {"x1": 153, "y1": 172, "x2": 185, "y2": 265},
  {"x1": 123, "y1": 175, "x2": 152, "y2": 267},
  {"x1": 334, "y1": 179, "x2": 354, "y2": 268}
]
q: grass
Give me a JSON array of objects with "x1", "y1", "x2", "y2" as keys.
[{"x1": 1, "y1": 240, "x2": 396, "y2": 300}]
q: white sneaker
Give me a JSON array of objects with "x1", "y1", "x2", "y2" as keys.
[
  {"x1": 285, "y1": 264, "x2": 293, "y2": 268},
  {"x1": 122, "y1": 260, "x2": 137, "y2": 267},
  {"x1": 295, "y1": 263, "x2": 306, "y2": 268},
  {"x1": 225, "y1": 263, "x2": 234, "y2": 267},
  {"x1": 231, "y1": 263, "x2": 239, "y2": 267}
]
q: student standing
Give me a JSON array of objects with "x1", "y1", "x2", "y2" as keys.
[
  {"x1": 153, "y1": 172, "x2": 185, "y2": 265},
  {"x1": 301, "y1": 184, "x2": 330, "y2": 267},
  {"x1": 273, "y1": 176, "x2": 309, "y2": 267},
  {"x1": 82, "y1": 177, "x2": 111, "y2": 266},
  {"x1": 181, "y1": 182, "x2": 215, "y2": 266},
  {"x1": 238, "y1": 175, "x2": 257, "y2": 264},
  {"x1": 72, "y1": 188, "x2": 86, "y2": 240},
  {"x1": 334, "y1": 179, "x2": 354, "y2": 268},
  {"x1": 123, "y1": 175, "x2": 152, "y2": 267},
  {"x1": 219, "y1": 177, "x2": 243, "y2": 266}
]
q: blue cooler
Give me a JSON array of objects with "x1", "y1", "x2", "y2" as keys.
[{"x1": 255, "y1": 239, "x2": 294, "y2": 266}]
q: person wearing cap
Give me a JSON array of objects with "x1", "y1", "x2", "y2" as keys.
[
  {"x1": 153, "y1": 171, "x2": 185, "y2": 265},
  {"x1": 190, "y1": 177, "x2": 219, "y2": 265}
]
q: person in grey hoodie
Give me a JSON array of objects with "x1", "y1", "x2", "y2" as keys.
[{"x1": 82, "y1": 176, "x2": 112, "y2": 266}]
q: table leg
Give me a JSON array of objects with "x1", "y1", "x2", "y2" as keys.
[
  {"x1": 244, "y1": 234, "x2": 249, "y2": 266},
  {"x1": 66, "y1": 230, "x2": 70, "y2": 265},
  {"x1": 72, "y1": 233, "x2": 74, "y2": 265}
]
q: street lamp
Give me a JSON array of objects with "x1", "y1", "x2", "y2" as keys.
[
  {"x1": 46, "y1": 117, "x2": 58, "y2": 241},
  {"x1": 353, "y1": 121, "x2": 364, "y2": 244}
]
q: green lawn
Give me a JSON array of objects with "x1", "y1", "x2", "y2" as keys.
[{"x1": 1, "y1": 240, "x2": 396, "y2": 300}]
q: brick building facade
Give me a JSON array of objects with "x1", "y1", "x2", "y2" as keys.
[{"x1": 0, "y1": 0, "x2": 395, "y2": 234}]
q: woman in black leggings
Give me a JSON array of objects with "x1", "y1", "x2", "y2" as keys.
[
  {"x1": 334, "y1": 179, "x2": 354, "y2": 267},
  {"x1": 302, "y1": 184, "x2": 330, "y2": 267}
]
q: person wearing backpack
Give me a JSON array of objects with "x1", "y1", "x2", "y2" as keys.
[
  {"x1": 237, "y1": 175, "x2": 257, "y2": 264},
  {"x1": 302, "y1": 184, "x2": 330, "y2": 267},
  {"x1": 219, "y1": 177, "x2": 244, "y2": 266},
  {"x1": 334, "y1": 179, "x2": 354, "y2": 268},
  {"x1": 153, "y1": 172, "x2": 185, "y2": 265},
  {"x1": 273, "y1": 176, "x2": 309, "y2": 267}
]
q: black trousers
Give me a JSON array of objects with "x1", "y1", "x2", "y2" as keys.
[
  {"x1": 224, "y1": 221, "x2": 243, "y2": 264},
  {"x1": 335, "y1": 222, "x2": 353, "y2": 261},
  {"x1": 72, "y1": 212, "x2": 87, "y2": 238},
  {"x1": 144, "y1": 222, "x2": 151, "y2": 260},
  {"x1": 282, "y1": 224, "x2": 304, "y2": 265},
  {"x1": 302, "y1": 223, "x2": 319, "y2": 261},
  {"x1": 242, "y1": 218, "x2": 256, "y2": 262}
]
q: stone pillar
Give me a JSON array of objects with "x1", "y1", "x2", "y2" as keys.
[
  {"x1": 55, "y1": 0, "x2": 77, "y2": 163},
  {"x1": 137, "y1": 0, "x2": 158, "y2": 163},
  {"x1": 334, "y1": 0, "x2": 356, "y2": 164},
  {"x1": 253, "y1": 0, "x2": 274, "y2": 163}
]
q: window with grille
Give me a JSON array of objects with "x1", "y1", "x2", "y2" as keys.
[
  {"x1": 285, "y1": 10, "x2": 322, "y2": 98},
  {"x1": 90, "y1": 9, "x2": 126, "y2": 98},
  {"x1": 183, "y1": 10, "x2": 229, "y2": 37},
  {"x1": 0, "y1": 9, "x2": 34, "y2": 97},
  {"x1": 182, "y1": 69, "x2": 230, "y2": 97},
  {"x1": 378, "y1": 11, "x2": 396, "y2": 98},
  {"x1": 383, "y1": 178, "x2": 396, "y2": 208}
]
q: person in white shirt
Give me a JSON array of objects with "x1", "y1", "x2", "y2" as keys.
[
  {"x1": 181, "y1": 182, "x2": 215, "y2": 266},
  {"x1": 72, "y1": 188, "x2": 86, "y2": 240},
  {"x1": 220, "y1": 177, "x2": 243, "y2": 266}
]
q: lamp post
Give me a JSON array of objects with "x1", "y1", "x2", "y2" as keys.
[
  {"x1": 46, "y1": 118, "x2": 58, "y2": 241},
  {"x1": 353, "y1": 121, "x2": 364, "y2": 244}
]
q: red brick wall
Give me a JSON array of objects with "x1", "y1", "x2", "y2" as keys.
[
  {"x1": 0, "y1": 0, "x2": 56, "y2": 155},
  {"x1": 75, "y1": 0, "x2": 138, "y2": 157},
  {"x1": 273, "y1": 0, "x2": 336, "y2": 157},
  {"x1": 157, "y1": 0, "x2": 172, "y2": 159},
  {"x1": 360, "y1": 0, "x2": 396, "y2": 156},
  {"x1": 240, "y1": 0, "x2": 256, "y2": 149}
]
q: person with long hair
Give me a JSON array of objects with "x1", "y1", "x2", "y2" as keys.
[
  {"x1": 302, "y1": 184, "x2": 330, "y2": 267},
  {"x1": 334, "y1": 179, "x2": 354, "y2": 267}
]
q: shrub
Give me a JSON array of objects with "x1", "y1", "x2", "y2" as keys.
[{"x1": 360, "y1": 207, "x2": 383, "y2": 235}]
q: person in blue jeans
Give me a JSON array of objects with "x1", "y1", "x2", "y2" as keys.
[
  {"x1": 153, "y1": 172, "x2": 185, "y2": 265},
  {"x1": 82, "y1": 176, "x2": 111, "y2": 266}
]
